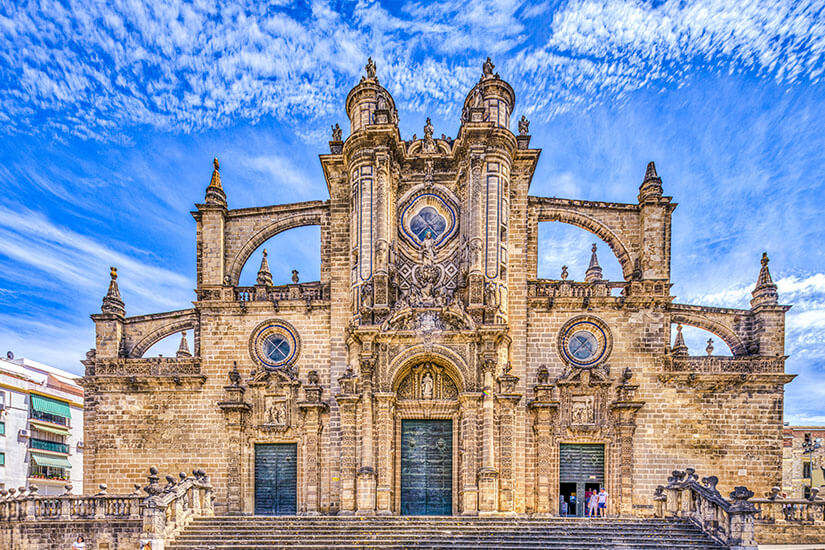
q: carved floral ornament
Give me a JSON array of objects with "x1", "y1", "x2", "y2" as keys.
[{"x1": 557, "y1": 316, "x2": 613, "y2": 369}]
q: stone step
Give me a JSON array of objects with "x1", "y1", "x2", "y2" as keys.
[{"x1": 167, "y1": 517, "x2": 725, "y2": 550}]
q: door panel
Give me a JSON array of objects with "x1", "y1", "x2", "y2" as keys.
[
  {"x1": 401, "y1": 419, "x2": 452, "y2": 515},
  {"x1": 559, "y1": 443, "x2": 605, "y2": 517},
  {"x1": 255, "y1": 443, "x2": 297, "y2": 515}
]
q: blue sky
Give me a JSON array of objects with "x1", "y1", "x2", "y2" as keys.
[{"x1": 0, "y1": 0, "x2": 824, "y2": 423}]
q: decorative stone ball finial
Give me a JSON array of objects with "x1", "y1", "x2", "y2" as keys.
[
  {"x1": 110, "y1": 266, "x2": 117, "y2": 280},
  {"x1": 228, "y1": 361, "x2": 241, "y2": 386},
  {"x1": 537, "y1": 365, "x2": 549, "y2": 385}
]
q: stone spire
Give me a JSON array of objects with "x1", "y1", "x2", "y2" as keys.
[
  {"x1": 256, "y1": 249, "x2": 273, "y2": 286},
  {"x1": 672, "y1": 324, "x2": 688, "y2": 356},
  {"x1": 638, "y1": 161, "x2": 663, "y2": 203},
  {"x1": 205, "y1": 157, "x2": 227, "y2": 207},
  {"x1": 750, "y1": 252, "x2": 779, "y2": 308},
  {"x1": 584, "y1": 243, "x2": 603, "y2": 282},
  {"x1": 176, "y1": 331, "x2": 192, "y2": 358},
  {"x1": 101, "y1": 266, "x2": 125, "y2": 316}
]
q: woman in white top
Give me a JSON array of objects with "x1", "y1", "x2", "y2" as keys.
[
  {"x1": 72, "y1": 535, "x2": 86, "y2": 550},
  {"x1": 588, "y1": 491, "x2": 598, "y2": 517}
]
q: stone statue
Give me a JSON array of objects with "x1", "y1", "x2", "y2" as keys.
[
  {"x1": 561, "y1": 265, "x2": 568, "y2": 280},
  {"x1": 420, "y1": 230, "x2": 436, "y2": 265},
  {"x1": 377, "y1": 92, "x2": 388, "y2": 111},
  {"x1": 331, "y1": 123, "x2": 342, "y2": 141},
  {"x1": 483, "y1": 57, "x2": 494, "y2": 76},
  {"x1": 424, "y1": 117, "x2": 434, "y2": 139},
  {"x1": 421, "y1": 372, "x2": 434, "y2": 399},
  {"x1": 365, "y1": 57, "x2": 376, "y2": 78},
  {"x1": 518, "y1": 115, "x2": 530, "y2": 135}
]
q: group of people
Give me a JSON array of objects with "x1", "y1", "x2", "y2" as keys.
[{"x1": 560, "y1": 488, "x2": 608, "y2": 517}]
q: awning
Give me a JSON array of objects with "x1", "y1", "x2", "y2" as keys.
[
  {"x1": 30, "y1": 423, "x2": 70, "y2": 436},
  {"x1": 30, "y1": 452, "x2": 72, "y2": 469},
  {"x1": 31, "y1": 394, "x2": 71, "y2": 419}
]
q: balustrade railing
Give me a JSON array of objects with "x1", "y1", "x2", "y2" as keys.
[
  {"x1": 0, "y1": 467, "x2": 213, "y2": 548},
  {"x1": 653, "y1": 469, "x2": 758, "y2": 550},
  {"x1": 528, "y1": 279, "x2": 628, "y2": 299},
  {"x1": 751, "y1": 486, "x2": 825, "y2": 523},
  {"x1": 235, "y1": 281, "x2": 329, "y2": 303}
]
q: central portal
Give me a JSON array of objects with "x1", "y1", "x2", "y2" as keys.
[{"x1": 400, "y1": 419, "x2": 452, "y2": 515}]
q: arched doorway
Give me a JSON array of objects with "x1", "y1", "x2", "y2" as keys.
[{"x1": 392, "y1": 360, "x2": 462, "y2": 515}]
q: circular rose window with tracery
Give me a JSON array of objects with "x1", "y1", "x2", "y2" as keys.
[
  {"x1": 249, "y1": 320, "x2": 300, "y2": 370},
  {"x1": 558, "y1": 317, "x2": 612, "y2": 368}
]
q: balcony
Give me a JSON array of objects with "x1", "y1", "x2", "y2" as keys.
[
  {"x1": 30, "y1": 409, "x2": 69, "y2": 427},
  {"x1": 30, "y1": 438, "x2": 69, "y2": 455}
]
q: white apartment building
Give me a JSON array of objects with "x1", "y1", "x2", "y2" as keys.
[{"x1": 0, "y1": 352, "x2": 83, "y2": 496}]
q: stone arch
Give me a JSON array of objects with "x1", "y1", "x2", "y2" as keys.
[
  {"x1": 539, "y1": 209, "x2": 634, "y2": 280},
  {"x1": 226, "y1": 211, "x2": 323, "y2": 286},
  {"x1": 388, "y1": 346, "x2": 469, "y2": 395},
  {"x1": 130, "y1": 318, "x2": 197, "y2": 358},
  {"x1": 670, "y1": 314, "x2": 747, "y2": 356}
]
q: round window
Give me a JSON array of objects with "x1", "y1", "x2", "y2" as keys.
[
  {"x1": 249, "y1": 320, "x2": 300, "y2": 370},
  {"x1": 262, "y1": 334, "x2": 291, "y2": 364},
  {"x1": 558, "y1": 317, "x2": 611, "y2": 368}
]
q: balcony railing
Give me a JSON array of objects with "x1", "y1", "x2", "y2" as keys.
[
  {"x1": 30, "y1": 410, "x2": 69, "y2": 427},
  {"x1": 30, "y1": 439, "x2": 70, "y2": 454}
]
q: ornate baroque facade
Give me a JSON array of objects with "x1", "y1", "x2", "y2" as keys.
[{"x1": 81, "y1": 59, "x2": 794, "y2": 517}]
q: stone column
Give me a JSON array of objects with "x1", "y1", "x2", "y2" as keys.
[
  {"x1": 529, "y1": 388, "x2": 559, "y2": 516},
  {"x1": 372, "y1": 151, "x2": 391, "y2": 309},
  {"x1": 336, "y1": 370, "x2": 361, "y2": 515},
  {"x1": 459, "y1": 392, "x2": 482, "y2": 515},
  {"x1": 496, "y1": 371, "x2": 520, "y2": 514},
  {"x1": 356, "y1": 357, "x2": 377, "y2": 515},
  {"x1": 478, "y1": 357, "x2": 498, "y2": 514},
  {"x1": 375, "y1": 392, "x2": 396, "y2": 515},
  {"x1": 609, "y1": 388, "x2": 643, "y2": 516},
  {"x1": 299, "y1": 383, "x2": 328, "y2": 516},
  {"x1": 217, "y1": 368, "x2": 251, "y2": 515},
  {"x1": 467, "y1": 151, "x2": 485, "y2": 307}
]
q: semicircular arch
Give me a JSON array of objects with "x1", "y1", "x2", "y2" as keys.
[
  {"x1": 540, "y1": 209, "x2": 634, "y2": 280},
  {"x1": 670, "y1": 314, "x2": 746, "y2": 356},
  {"x1": 388, "y1": 345, "x2": 469, "y2": 393},
  {"x1": 227, "y1": 213, "x2": 322, "y2": 286},
  {"x1": 130, "y1": 319, "x2": 197, "y2": 358}
]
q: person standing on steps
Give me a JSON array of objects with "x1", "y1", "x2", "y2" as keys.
[
  {"x1": 588, "y1": 489, "x2": 598, "y2": 518},
  {"x1": 597, "y1": 488, "x2": 608, "y2": 517},
  {"x1": 71, "y1": 535, "x2": 85, "y2": 550}
]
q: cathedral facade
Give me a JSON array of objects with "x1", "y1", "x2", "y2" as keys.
[{"x1": 82, "y1": 59, "x2": 793, "y2": 517}]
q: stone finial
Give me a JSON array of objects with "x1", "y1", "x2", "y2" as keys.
[
  {"x1": 729, "y1": 486, "x2": 756, "y2": 512},
  {"x1": 28, "y1": 484, "x2": 39, "y2": 495},
  {"x1": 638, "y1": 161, "x2": 663, "y2": 203},
  {"x1": 205, "y1": 157, "x2": 227, "y2": 207},
  {"x1": 256, "y1": 249, "x2": 273, "y2": 286},
  {"x1": 672, "y1": 324, "x2": 688, "y2": 356},
  {"x1": 560, "y1": 265, "x2": 568, "y2": 280},
  {"x1": 751, "y1": 252, "x2": 779, "y2": 308},
  {"x1": 537, "y1": 365, "x2": 549, "y2": 385},
  {"x1": 176, "y1": 331, "x2": 192, "y2": 358},
  {"x1": 291, "y1": 269, "x2": 300, "y2": 284},
  {"x1": 228, "y1": 361, "x2": 241, "y2": 386},
  {"x1": 518, "y1": 115, "x2": 529, "y2": 136},
  {"x1": 96, "y1": 484, "x2": 108, "y2": 496},
  {"x1": 101, "y1": 266, "x2": 126, "y2": 316},
  {"x1": 706, "y1": 338, "x2": 714, "y2": 356},
  {"x1": 365, "y1": 57, "x2": 376, "y2": 79},
  {"x1": 130, "y1": 484, "x2": 141, "y2": 496},
  {"x1": 584, "y1": 243, "x2": 603, "y2": 282},
  {"x1": 144, "y1": 466, "x2": 162, "y2": 496},
  {"x1": 63, "y1": 484, "x2": 73, "y2": 496}
]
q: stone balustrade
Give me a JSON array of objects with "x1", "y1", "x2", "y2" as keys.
[
  {"x1": 665, "y1": 356, "x2": 787, "y2": 374},
  {"x1": 528, "y1": 279, "x2": 628, "y2": 299},
  {"x1": 235, "y1": 281, "x2": 329, "y2": 303},
  {"x1": 0, "y1": 468, "x2": 214, "y2": 550},
  {"x1": 653, "y1": 469, "x2": 758, "y2": 550}
]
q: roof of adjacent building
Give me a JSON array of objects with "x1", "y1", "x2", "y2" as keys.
[{"x1": 0, "y1": 354, "x2": 83, "y2": 402}]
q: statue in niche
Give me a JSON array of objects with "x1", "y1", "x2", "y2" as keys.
[
  {"x1": 421, "y1": 372, "x2": 434, "y2": 400},
  {"x1": 420, "y1": 230, "x2": 436, "y2": 265},
  {"x1": 377, "y1": 91, "x2": 388, "y2": 111}
]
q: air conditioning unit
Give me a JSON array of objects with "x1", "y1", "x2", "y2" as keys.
[{"x1": 18, "y1": 429, "x2": 29, "y2": 439}]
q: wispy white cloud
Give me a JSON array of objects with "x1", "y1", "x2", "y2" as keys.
[{"x1": 1, "y1": 0, "x2": 823, "y2": 141}]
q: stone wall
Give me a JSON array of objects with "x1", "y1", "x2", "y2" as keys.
[{"x1": 0, "y1": 519, "x2": 140, "y2": 550}]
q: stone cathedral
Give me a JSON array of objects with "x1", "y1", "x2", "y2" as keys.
[{"x1": 81, "y1": 59, "x2": 793, "y2": 518}]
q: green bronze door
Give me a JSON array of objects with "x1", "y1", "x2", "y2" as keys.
[
  {"x1": 401, "y1": 419, "x2": 452, "y2": 515},
  {"x1": 255, "y1": 443, "x2": 297, "y2": 515}
]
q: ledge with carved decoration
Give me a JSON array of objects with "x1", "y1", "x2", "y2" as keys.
[
  {"x1": 528, "y1": 279, "x2": 674, "y2": 311},
  {"x1": 659, "y1": 355, "x2": 795, "y2": 390},
  {"x1": 195, "y1": 282, "x2": 330, "y2": 314},
  {"x1": 79, "y1": 357, "x2": 205, "y2": 392}
]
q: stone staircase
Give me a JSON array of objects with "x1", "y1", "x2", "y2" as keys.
[{"x1": 167, "y1": 516, "x2": 728, "y2": 549}]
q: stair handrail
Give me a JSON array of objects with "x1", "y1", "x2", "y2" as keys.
[
  {"x1": 653, "y1": 468, "x2": 758, "y2": 550},
  {"x1": 750, "y1": 486, "x2": 825, "y2": 523},
  {"x1": 139, "y1": 467, "x2": 214, "y2": 548}
]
